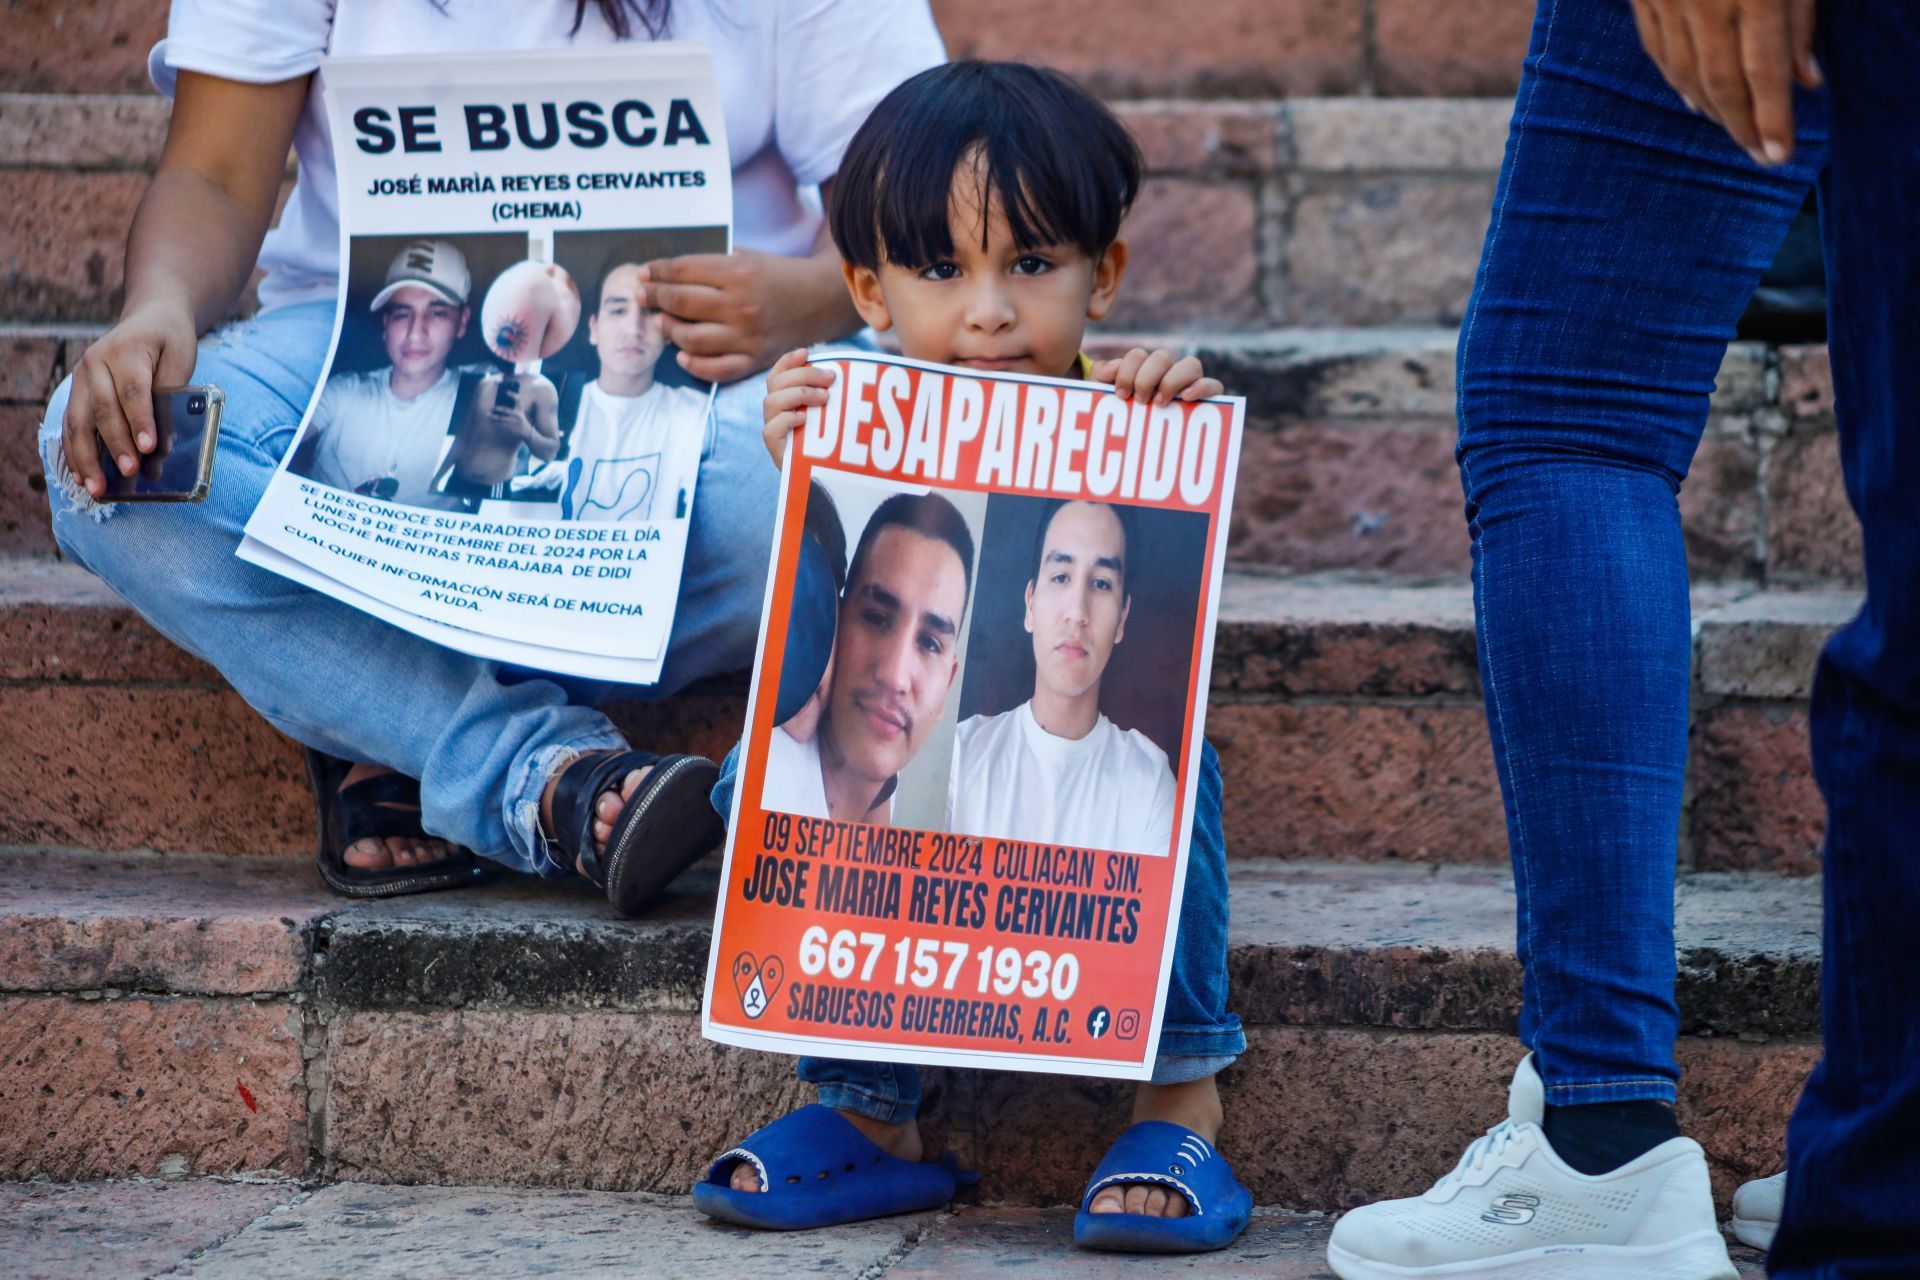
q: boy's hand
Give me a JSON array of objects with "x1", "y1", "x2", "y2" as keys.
[
  {"x1": 761, "y1": 348, "x2": 836, "y2": 467},
  {"x1": 1090, "y1": 348, "x2": 1224, "y2": 405}
]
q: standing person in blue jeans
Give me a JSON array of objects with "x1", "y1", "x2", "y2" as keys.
[
  {"x1": 41, "y1": 0, "x2": 943, "y2": 910},
  {"x1": 1329, "y1": 0, "x2": 1917, "y2": 1276}
]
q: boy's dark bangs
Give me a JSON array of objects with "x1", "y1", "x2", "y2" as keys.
[{"x1": 860, "y1": 64, "x2": 1141, "y2": 269}]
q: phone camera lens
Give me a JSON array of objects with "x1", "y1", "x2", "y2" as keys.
[{"x1": 187, "y1": 394, "x2": 207, "y2": 415}]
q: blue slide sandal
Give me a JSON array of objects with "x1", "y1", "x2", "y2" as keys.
[
  {"x1": 693, "y1": 1104, "x2": 974, "y2": 1230},
  {"x1": 1072, "y1": 1121, "x2": 1252, "y2": 1253}
]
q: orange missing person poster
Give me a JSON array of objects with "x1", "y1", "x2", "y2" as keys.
[{"x1": 701, "y1": 350, "x2": 1244, "y2": 1079}]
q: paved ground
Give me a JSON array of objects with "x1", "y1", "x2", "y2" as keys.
[{"x1": 4, "y1": 1180, "x2": 1769, "y2": 1279}]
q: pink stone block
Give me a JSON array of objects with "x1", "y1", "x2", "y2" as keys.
[
  {"x1": 1285, "y1": 179, "x2": 1495, "y2": 326},
  {"x1": 1107, "y1": 179, "x2": 1262, "y2": 331},
  {"x1": 0, "y1": 685, "x2": 310, "y2": 855},
  {"x1": 0, "y1": 560, "x2": 216, "y2": 683},
  {"x1": 1682, "y1": 438, "x2": 1763, "y2": 580},
  {"x1": 1214, "y1": 578, "x2": 1477, "y2": 697},
  {"x1": 1374, "y1": 0, "x2": 1534, "y2": 95},
  {"x1": 0, "y1": 405, "x2": 58, "y2": 556},
  {"x1": 930, "y1": 0, "x2": 1365, "y2": 98},
  {"x1": 0, "y1": 1, "x2": 166, "y2": 93},
  {"x1": 0, "y1": 849, "x2": 333, "y2": 993},
  {"x1": 1116, "y1": 104, "x2": 1282, "y2": 177},
  {"x1": 1691, "y1": 706, "x2": 1823, "y2": 875},
  {"x1": 1766, "y1": 430, "x2": 1862, "y2": 585},
  {"x1": 1211, "y1": 701, "x2": 1506, "y2": 863},
  {"x1": 1229, "y1": 423, "x2": 1470, "y2": 578},
  {"x1": 0, "y1": 995, "x2": 307, "y2": 1179},
  {"x1": 1676, "y1": 1037, "x2": 1817, "y2": 1208},
  {"x1": 0, "y1": 171, "x2": 147, "y2": 322},
  {"x1": 320, "y1": 1011, "x2": 819, "y2": 1190},
  {"x1": 1777, "y1": 345, "x2": 1834, "y2": 420},
  {"x1": 1, "y1": 336, "x2": 62, "y2": 403},
  {"x1": 0, "y1": 94, "x2": 170, "y2": 170}
]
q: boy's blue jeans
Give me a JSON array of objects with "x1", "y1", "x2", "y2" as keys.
[
  {"x1": 713, "y1": 740, "x2": 1245, "y2": 1118},
  {"x1": 38, "y1": 301, "x2": 780, "y2": 874},
  {"x1": 1471, "y1": 0, "x2": 1917, "y2": 1268}
]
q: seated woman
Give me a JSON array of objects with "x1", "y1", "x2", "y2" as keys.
[{"x1": 40, "y1": 0, "x2": 945, "y2": 910}]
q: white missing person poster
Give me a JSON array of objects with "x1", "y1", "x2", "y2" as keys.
[{"x1": 240, "y1": 47, "x2": 731, "y2": 681}]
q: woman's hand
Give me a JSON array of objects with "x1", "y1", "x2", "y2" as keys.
[
  {"x1": 59, "y1": 69, "x2": 309, "y2": 499},
  {"x1": 61, "y1": 300, "x2": 200, "y2": 498},
  {"x1": 642, "y1": 174, "x2": 860, "y2": 385},
  {"x1": 760, "y1": 348, "x2": 837, "y2": 467},
  {"x1": 1630, "y1": 0, "x2": 1821, "y2": 166},
  {"x1": 1090, "y1": 348, "x2": 1225, "y2": 404},
  {"x1": 643, "y1": 250, "x2": 835, "y2": 385}
]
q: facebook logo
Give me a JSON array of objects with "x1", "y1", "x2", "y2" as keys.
[{"x1": 1086, "y1": 1006, "x2": 1112, "y2": 1039}]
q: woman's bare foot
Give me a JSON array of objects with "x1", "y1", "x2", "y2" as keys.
[
  {"x1": 726, "y1": 1112, "x2": 923, "y2": 1192},
  {"x1": 339, "y1": 763, "x2": 462, "y2": 869},
  {"x1": 1086, "y1": 1076, "x2": 1224, "y2": 1218},
  {"x1": 538, "y1": 756, "x2": 655, "y2": 877}
]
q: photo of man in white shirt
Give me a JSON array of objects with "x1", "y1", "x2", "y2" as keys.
[
  {"x1": 516, "y1": 245, "x2": 711, "y2": 522},
  {"x1": 947, "y1": 499, "x2": 1178, "y2": 855},
  {"x1": 762, "y1": 492, "x2": 974, "y2": 825},
  {"x1": 300, "y1": 239, "x2": 484, "y2": 509}
]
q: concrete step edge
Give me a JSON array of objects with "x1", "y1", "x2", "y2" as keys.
[
  {"x1": 0, "y1": 555, "x2": 1862, "y2": 701},
  {"x1": 0, "y1": 847, "x2": 1821, "y2": 1039}
]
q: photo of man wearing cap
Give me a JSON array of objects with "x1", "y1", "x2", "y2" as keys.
[
  {"x1": 946, "y1": 498, "x2": 1178, "y2": 856},
  {"x1": 298, "y1": 239, "x2": 489, "y2": 508}
]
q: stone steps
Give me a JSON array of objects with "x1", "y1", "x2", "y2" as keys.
[
  {"x1": 0, "y1": 557, "x2": 1852, "y2": 870},
  {"x1": 0, "y1": 847, "x2": 1816, "y2": 1214},
  {"x1": 1, "y1": 0, "x2": 1535, "y2": 100},
  {"x1": 0, "y1": 91, "x2": 1519, "y2": 329},
  {"x1": 2, "y1": 322, "x2": 1857, "y2": 589}
]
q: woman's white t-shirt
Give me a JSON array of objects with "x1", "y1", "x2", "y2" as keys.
[{"x1": 150, "y1": 0, "x2": 945, "y2": 311}]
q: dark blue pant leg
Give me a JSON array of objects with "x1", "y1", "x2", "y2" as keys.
[{"x1": 1771, "y1": 1, "x2": 1920, "y2": 1272}]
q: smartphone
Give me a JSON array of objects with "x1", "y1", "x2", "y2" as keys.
[{"x1": 95, "y1": 385, "x2": 224, "y2": 502}]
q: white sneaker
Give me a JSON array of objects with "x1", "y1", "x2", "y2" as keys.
[
  {"x1": 1326, "y1": 1056, "x2": 1738, "y2": 1279},
  {"x1": 1730, "y1": 1171, "x2": 1784, "y2": 1250}
]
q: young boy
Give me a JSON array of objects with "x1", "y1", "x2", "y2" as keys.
[{"x1": 693, "y1": 62, "x2": 1248, "y2": 1253}]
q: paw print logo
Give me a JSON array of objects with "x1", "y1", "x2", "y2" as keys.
[{"x1": 730, "y1": 951, "x2": 785, "y2": 1020}]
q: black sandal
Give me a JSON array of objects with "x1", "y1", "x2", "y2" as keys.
[
  {"x1": 305, "y1": 748, "x2": 493, "y2": 897},
  {"x1": 546, "y1": 749, "x2": 723, "y2": 916}
]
